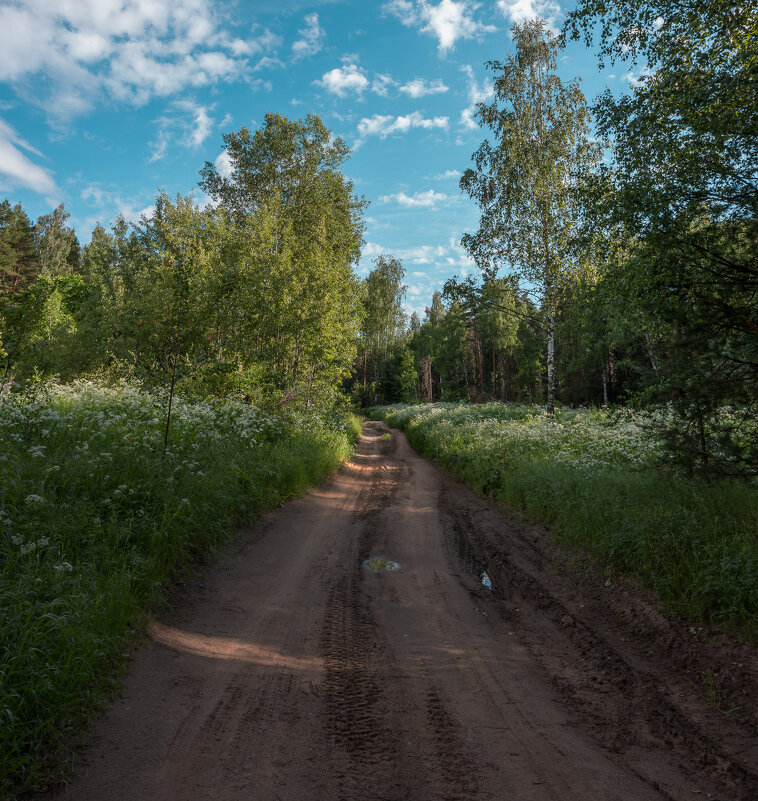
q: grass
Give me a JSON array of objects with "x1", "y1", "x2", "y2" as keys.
[
  {"x1": 368, "y1": 402, "x2": 758, "y2": 632},
  {"x1": 0, "y1": 380, "x2": 361, "y2": 798}
]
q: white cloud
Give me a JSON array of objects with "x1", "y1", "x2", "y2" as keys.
[
  {"x1": 380, "y1": 189, "x2": 452, "y2": 208},
  {"x1": 621, "y1": 69, "x2": 651, "y2": 87},
  {"x1": 178, "y1": 100, "x2": 214, "y2": 148},
  {"x1": 372, "y1": 74, "x2": 396, "y2": 97},
  {"x1": 459, "y1": 64, "x2": 494, "y2": 130},
  {"x1": 214, "y1": 149, "x2": 233, "y2": 179},
  {"x1": 292, "y1": 12, "x2": 324, "y2": 60},
  {"x1": 315, "y1": 62, "x2": 369, "y2": 98},
  {"x1": 356, "y1": 111, "x2": 448, "y2": 146},
  {"x1": 434, "y1": 169, "x2": 460, "y2": 180},
  {"x1": 384, "y1": 0, "x2": 496, "y2": 54},
  {"x1": 253, "y1": 55, "x2": 285, "y2": 72},
  {"x1": 0, "y1": 0, "x2": 259, "y2": 118},
  {"x1": 149, "y1": 100, "x2": 215, "y2": 162},
  {"x1": 317, "y1": 65, "x2": 448, "y2": 101},
  {"x1": 362, "y1": 241, "x2": 450, "y2": 265},
  {"x1": 0, "y1": 116, "x2": 58, "y2": 196},
  {"x1": 496, "y1": 0, "x2": 561, "y2": 31},
  {"x1": 398, "y1": 78, "x2": 449, "y2": 98},
  {"x1": 224, "y1": 27, "x2": 281, "y2": 57}
]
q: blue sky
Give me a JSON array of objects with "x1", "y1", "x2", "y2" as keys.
[{"x1": 0, "y1": 0, "x2": 633, "y2": 314}]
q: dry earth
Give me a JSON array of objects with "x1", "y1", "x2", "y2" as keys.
[{"x1": 43, "y1": 422, "x2": 758, "y2": 801}]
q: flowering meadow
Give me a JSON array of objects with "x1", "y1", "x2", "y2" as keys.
[
  {"x1": 0, "y1": 381, "x2": 361, "y2": 796},
  {"x1": 370, "y1": 403, "x2": 758, "y2": 631}
]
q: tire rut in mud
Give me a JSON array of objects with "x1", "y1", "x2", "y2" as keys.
[
  {"x1": 320, "y1": 427, "x2": 480, "y2": 801},
  {"x1": 320, "y1": 432, "x2": 410, "y2": 801},
  {"x1": 438, "y1": 487, "x2": 758, "y2": 801}
]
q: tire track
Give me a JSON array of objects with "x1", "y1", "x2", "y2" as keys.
[{"x1": 438, "y1": 487, "x2": 758, "y2": 801}]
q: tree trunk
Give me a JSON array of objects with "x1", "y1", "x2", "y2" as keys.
[
  {"x1": 645, "y1": 333, "x2": 659, "y2": 375},
  {"x1": 420, "y1": 356, "x2": 433, "y2": 402},
  {"x1": 602, "y1": 363, "x2": 609, "y2": 407},
  {"x1": 163, "y1": 363, "x2": 177, "y2": 459},
  {"x1": 546, "y1": 309, "x2": 555, "y2": 416}
]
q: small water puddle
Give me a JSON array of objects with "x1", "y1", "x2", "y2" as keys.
[
  {"x1": 480, "y1": 569, "x2": 493, "y2": 590},
  {"x1": 363, "y1": 557, "x2": 401, "y2": 573}
]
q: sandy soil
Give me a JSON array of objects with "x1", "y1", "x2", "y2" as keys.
[{"x1": 43, "y1": 422, "x2": 758, "y2": 800}]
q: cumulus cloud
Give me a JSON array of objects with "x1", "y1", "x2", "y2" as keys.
[
  {"x1": 0, "y1": 116, "x2": 58, "y2": 196},
  {"x1": 398, "y1": 78, "x2": 449, "y2": 98},
  {"x1": 356, "y1": 111, "x2": 448, "y2": 146},
  {"x1": 496, "y1": 0, "x2": 561, "y2": 32},
  {"x1": 380, "y1": 189, "x2": 452, "y2": 208},
  {"x1": 0, "y1": 0, "x2": 271, "y2": 118},
  {"x1": 459, "y1": 64, "x2": 494, "y2": 130},
  {"x1": 315, "y1": 62, "x2": 369, "y2": 98},
  {"x1": 316, "y1": 65, "x2": 449, "y2": 101},
  {"x1": 292, "y1": 12, "x2": 324, "y2": 60},
  {"x1": 383, "y1": 0, "x2": 496, "y2": 54}
]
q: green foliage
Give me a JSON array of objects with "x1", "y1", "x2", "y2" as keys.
[
  {"x1": 564, "y1": 1, "x2": 758, "y2": 474},
  {"x1": 352, "y1": 254, "x2": 410, "y2": 406},
  {"x1": 369, "y1": 402, "x2": 758, "y2": 631},
  {"x1": 0, "y1": 201, "x2": 38, "y2": 297},
  {"x1": 461, "y1": 18, "x2": 602, "y2": 414},
  {"x1": 198, "y1": 114, "x2": 366, "y2": 409},
  {"x1": 1, "y1": 113, "x2": 366, "y2": 412},
  {"x1": 0, "y1": 380, "x2": 359, "y2": 797},
  {"x1": 33, "y1": 204, "x2": 79, "y2": 279}
]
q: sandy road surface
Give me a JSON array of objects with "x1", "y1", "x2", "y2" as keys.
[{"x1": 46, "y1": 423, "x2": 758, "y2": 801}]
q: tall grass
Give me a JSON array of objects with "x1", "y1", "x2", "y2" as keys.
[
  {"x1": 0, "y1": 380, "x2": 360, "y2": 797},
  {"x1": 370, "y1": 402, "x2": 758, "y2": 631}
]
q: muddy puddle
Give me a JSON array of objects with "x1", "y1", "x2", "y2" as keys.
[{"x1": 363, "y1": 557, "x2": 401, "y2": 572}]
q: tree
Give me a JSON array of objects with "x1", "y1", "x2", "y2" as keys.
[
  {"x1": 461, "y1": 18, "x2": 601, "y2": 415},
  {"x1": 34, "y1": 204, "x2": 79, "y2": 278},
  {"x1": 565, "y1": 1, "x2": 758, "y2": 474},
  {"x1": 0, "y1": 200, "x2": 38, "y2": 296},
  {"x1": 200, "y1": 114, "x2": 366, "y2": 408},
  {"x1": 120, "y1": 193, "x2": 237, "y2": 451},
  {"x1": 358, "y1": 255, "x2": 407, "y2": 405}
]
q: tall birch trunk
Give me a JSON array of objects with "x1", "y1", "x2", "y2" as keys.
[{"x1": 546, "y1": 309, "x2": 555, "y2": 416}]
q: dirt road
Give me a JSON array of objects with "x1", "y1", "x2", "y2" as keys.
[{"x1": 47, "y1": 422, "x2": 757, "y2": 800}]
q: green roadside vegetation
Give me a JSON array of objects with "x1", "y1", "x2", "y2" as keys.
[
  {"x1": 369, "y1": 403, "x2": 758, "y2": 632},
  {"x1": 0, "y1": 380, "x2": 361, "y2": 795}
]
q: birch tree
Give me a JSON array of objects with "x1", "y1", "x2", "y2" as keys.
[{"x1": 460, "y1": 18, "x2": 600, "y2": 415}]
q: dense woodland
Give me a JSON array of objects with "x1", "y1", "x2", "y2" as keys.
[{"x1": 1, "y1": 1, "x2": 756, "y2": 475}]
